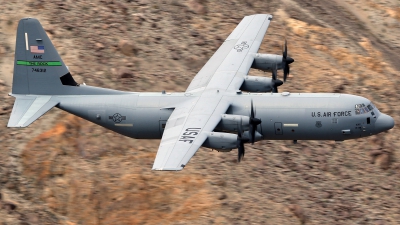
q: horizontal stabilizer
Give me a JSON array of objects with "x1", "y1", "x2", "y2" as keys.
[{"x1": 7, "y1": 95, "x2": 59, "y2": 127}]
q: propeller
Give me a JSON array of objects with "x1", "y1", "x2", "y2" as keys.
[
  {"x1": 282, "y1": 39, "x2": 294, "y2": 82},
  {"x1": 271, "y1": 64, "x2": 283, "y2": 93},
  {"x1": 236, "y1": 118, "x2": 249, "y2": 162},
  {"x1": 249, "y1": 100, "x2": 262, "y2": 145}
]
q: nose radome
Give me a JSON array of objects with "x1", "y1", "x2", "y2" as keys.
[{"x1": 375, "y1": 114, "x2": 395, "y2": 134}]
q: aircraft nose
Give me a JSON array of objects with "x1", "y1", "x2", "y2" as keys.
[{"x1": 375, "y1": 114, "x2": 395, "y2": 134}]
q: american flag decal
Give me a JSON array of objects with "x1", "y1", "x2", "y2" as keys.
[{"x1": 30, "y1": 46, "x2": 44, "y2": 54}]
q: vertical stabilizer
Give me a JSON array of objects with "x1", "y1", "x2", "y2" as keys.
[{"x1": 12, "y1": 18, "x2": 77, "y2": 95}]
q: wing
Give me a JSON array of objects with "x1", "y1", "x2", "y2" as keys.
[
  {"x1": 152, "y1": 96, "x2": 230, "y2": 171},
  {"x1": 153, "y1": 14, "x2": 272, "y2": 171},
  {"x1": 186, "y1": 14, "x2": 273, "y2": 93}
]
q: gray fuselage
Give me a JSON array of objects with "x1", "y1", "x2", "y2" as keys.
[{"x1": 57, "y1": 90, "x2": 387, "y2": 142}]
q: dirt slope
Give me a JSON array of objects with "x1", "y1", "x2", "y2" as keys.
[{"x1": 1, "y1": 0, "x2": 400, "y2": 224}]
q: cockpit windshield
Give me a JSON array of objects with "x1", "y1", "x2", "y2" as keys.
[{"x1": 355, "y1": 103, "x2": 375, "y2": 115}]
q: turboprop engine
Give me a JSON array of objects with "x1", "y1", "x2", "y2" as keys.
[
  {"x1": 202, "y1": 132, "x2": 237, "y2": 152},
  {"x1": 251, "y1": 53, "x2": 284, "y2": 71},
  {"x1": 202, "y1": 131, "x2": 263, "y2": 152},
  {"x1": 205, "y1": 103, "x2": 263, "y2": 161},
  {"x1": 251, "y1": 40, "x2": 294, "y2": 82},
  {"x1": 215, "y1": 114, "x2": 250, "y2": 132}
]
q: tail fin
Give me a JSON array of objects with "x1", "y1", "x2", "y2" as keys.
[
  {"x1": 8, "y1": 18, "x2": 76, "y2": 127},
  {"x1": 12, "y1": 18, "x2": 78, "y2": 95}
]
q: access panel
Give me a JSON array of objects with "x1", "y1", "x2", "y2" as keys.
[{"x1": 275, "y1": 122, "x2": 283, "y2": 135}]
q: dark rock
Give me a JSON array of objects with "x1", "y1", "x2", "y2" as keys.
[
  {"x1": 190, "y1": 30, "x2": 200, "y2": 37},
  {"x1": 322, "y1": 191, "x2": 333, "y2": 199},
  {"x1": 95, "y1": 42, "x2": 105, "y2": 50},
  {"x1": 3, "y1": 202, "x2": 17, "y2": 211},
  {"x1": 137, "y1": 0, "x2": 149, "y2": 6},
  {"x1": 370, "y1": 150, "x2": 383, "y2": 157},
  {"x1": 171, "y1": 51, "x2": 180, "y2": 60},
  {"x1": 344, "y1": 184, "x2": 362, "y2": 192},
  {"x1": 117, "y1": 67, "x2": 134, "y2": 78},
  {"x1": 380, "y1": 184, "x2": 392, "y2": 190},
  {"x1": 218, "y1": 193, "x2": 227, "y2": 200},
  {"x1": 132, "y1": 13, "x2": 145, "y2": 25}
]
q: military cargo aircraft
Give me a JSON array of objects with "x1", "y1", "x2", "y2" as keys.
[{"x1": 7, "y1": 15, "x2": 394, "y2": 170}]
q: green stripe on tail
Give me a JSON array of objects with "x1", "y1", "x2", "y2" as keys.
[{"x1": 17, "y1": 60, "x2": 62, "y2": 66}]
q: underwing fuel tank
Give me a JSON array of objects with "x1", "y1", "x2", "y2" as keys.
[{"x1": 240, "y1": 76, "x2": 274, "y2": 92}]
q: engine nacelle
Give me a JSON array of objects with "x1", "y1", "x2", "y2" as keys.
[
  {"x1": 251, "y1": 53, "x2": 283, "y2": 71},
  {"x1": 215, "y1": 114, "x2": 250, "y2": 132},
  {"x1": 202, "y1": 132, "x2": 237, "y2": 152},
  {"x1": 240, "y1": 76, "x2": 273, "y2": 92}
]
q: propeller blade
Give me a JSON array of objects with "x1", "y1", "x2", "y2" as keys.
[
  {"x1": 236, "y1": 120, "x2": 247, "y2": 162},
  {"x1": 283, "y1": 65, "x2": 289, "y2": 82},
  {"x1": 281, "y1": 39, "x2": 294, "y2": 82},
  {"x1": 271, "y1": 64, "x2": 283, "y2": 93},
  {"x1": 250, "y1": 124, "x2": 256, "y2": 144},
  {"x1": 238, "y1": 141, "x2": 245, "y2": 162},
  {"x1": 238, "y1": 117, "x2": 243, "y2": 137},
  {"x1": 250, "y1": 100, "x2": 254, "y2": 119},
  {"x1": 249, "y1": 100, "x2": 262, "y2": 144},
  {"x1": 272, "y1": 63, "x2": 277, "y2": 81},
  {"x1": 283, "y1": 39, "x2": 287, "y2": 59}
]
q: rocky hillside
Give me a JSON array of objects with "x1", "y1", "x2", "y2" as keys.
[{"x1": 0, "y1": 0, "x2": 400, "y2": 224}]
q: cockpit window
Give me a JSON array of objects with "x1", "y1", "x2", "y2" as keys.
[{"x1": 355, "y1": 103, "x2": 374, "y2": 115}]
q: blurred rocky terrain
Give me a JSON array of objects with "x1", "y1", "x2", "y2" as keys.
[{"x1": 0, "y1": 0, "x2": 400, "y2": 224}]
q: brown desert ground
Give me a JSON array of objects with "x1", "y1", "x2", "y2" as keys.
[{"x1": 1, "y1": 0, "x2": 400, "y2": 224}]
